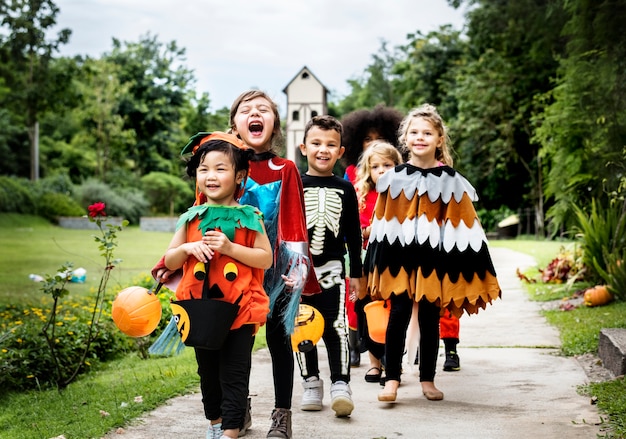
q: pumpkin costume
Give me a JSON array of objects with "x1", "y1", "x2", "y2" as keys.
[{"x1": 174, "y1": 204, "x2": 270, "y2": 331}]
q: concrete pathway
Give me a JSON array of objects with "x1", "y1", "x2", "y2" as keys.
[{"x1": 104, "y1": 247, "x2": 602, "y2": 439}]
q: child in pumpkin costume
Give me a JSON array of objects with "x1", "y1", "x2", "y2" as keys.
[
  {"x1": 365, "y1": 104, "x2": 501, "y2": 403},
  {"x1": 163, "y1": 132, "x2": 272, "y2": 439}
]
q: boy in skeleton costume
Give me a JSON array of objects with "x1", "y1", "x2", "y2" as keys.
[{"x1": 294, "y1": 116, "x2": 363, "y2": 418}]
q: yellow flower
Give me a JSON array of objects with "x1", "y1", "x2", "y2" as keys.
[
  {"x1": 17, "y1": 338, "x2": 22, "y2": 343},
  {"x1": 1, "y1": 349, "x2": 7, "y2": 353}
]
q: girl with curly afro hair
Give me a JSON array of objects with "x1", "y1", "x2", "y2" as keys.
[{"x1": 340, "y1": 104, "x2": 404, "y2": 184}]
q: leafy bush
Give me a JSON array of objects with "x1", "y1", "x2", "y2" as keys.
[
  {"x1": 36, "y1": 192, "x2": 85, "y2": 221},
  {"x1": 141, "y1": 171, "x2": 193, "y2": 215},
  {"x1": 0, "y1": 176, "x2": 36, "y2": 214},
  {"x1": 0, "y1": 277, "x2": 176, "y2": 393},
  {"x1": 75, "y1": 179, "x2": 149, "y2": 224},
  {"x1": 0, "y1": 297, "x2": 132, "y2": 392},
  {"x1": 573, "y1": 199, "x2": 626, "y2": 300},
  {"x1": 477, "y1": 205, "x2": 515, "y2": 232}
]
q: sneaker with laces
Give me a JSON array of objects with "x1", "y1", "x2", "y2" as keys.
[
  {"x1": 443, "y1": 351, "x2": 461, "y2": 371},
  {"x1": 300, "y1": 376, "x2": 323, "y2": 411},
  {"x1": 266, "y1": 408, "x2": 292, "y2": 438},
  {"x1": 206, "y1": 422, "x2": 223, "y2": 439},
  {"x1": 238, "y1": 396, "x2": 252, "y2": 437},
  {"x1": 330, "y1": 381, "x2": 354, "y2": 417}
]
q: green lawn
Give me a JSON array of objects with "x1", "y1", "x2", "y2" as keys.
[{"x1": 0, "y1": 214, "x2": 173, "y2": 305}]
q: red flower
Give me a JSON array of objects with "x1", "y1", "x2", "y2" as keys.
[{"x1": 88, "y1": 202, "x2": 107, "y2": 218}]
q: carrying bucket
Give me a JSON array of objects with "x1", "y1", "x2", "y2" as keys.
[
  {"x1": 364, "y1": 299, "x2": 390, "y2": 344},
  {"x1": 291, "y1": 304, "x2": 325, "y2": 353},
  {"x1": 170, "y1": 295, "x2": 241, "y2": 350}
]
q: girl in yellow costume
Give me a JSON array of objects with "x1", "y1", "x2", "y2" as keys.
[
  {"x1": 163, "y1": 132, "x2": 272, "y2": 439},
  {"x1": 364, "y1": 104, "x2": 501, "y2": 403}
]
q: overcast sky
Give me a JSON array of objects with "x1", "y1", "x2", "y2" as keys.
[{"x1": 53, "y1": 0, "x2": 467, "y2": 113}]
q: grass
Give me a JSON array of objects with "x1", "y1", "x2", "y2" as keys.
[
  {"x1": 0, "y1": 213, "x2": 173, "y2": 305},
  {"x1": 0, "y1": 218, "x2": 623, "y2": 438}
]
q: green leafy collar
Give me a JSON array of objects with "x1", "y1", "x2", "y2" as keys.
[{"x1": 176, "y1": 204, "x2": 264, "y2": 240}]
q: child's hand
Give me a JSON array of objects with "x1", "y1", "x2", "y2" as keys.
[
  {"x1": 185, "y1": 240, "x2": 214, "y2": 263},
  {"x1": 202, "y1": 230, "x2": 232, "y2": 255},
  {"x1": 349, "y1": 276, "x2": 362, "y2": 302},
  {"x1": 281, "y1": 274, "x2": 296, "y2": 289}
]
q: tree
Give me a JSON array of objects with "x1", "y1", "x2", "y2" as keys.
[
  {"x1": 0, "y1": 0, "x2": 71, "y2": 180},
  {"x1": 104, "y1": 33, "x2": 195, "y2": 176},
  {"x1": 533, "y1": 0, "x2": 626, "y2": 234},
  {"x1": 446, "y1": 0, "x2": 567, "y2": 236},
  {"x1": 74, "y1": 58, "x2": 135, "y2": 183},
  {"x1": 332, "y1": 40, "x2": 401, "y2": 116},
  {"x1": 393, "y1": 25, "x2": 465, "y2": 115}
]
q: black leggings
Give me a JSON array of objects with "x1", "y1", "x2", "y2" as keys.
[
  {"x1": 384, "y1": 294, "x2": 440, "y2": 382},
  {"x1": 265, "y1": 292, "x2": 295, "y2": 409}
]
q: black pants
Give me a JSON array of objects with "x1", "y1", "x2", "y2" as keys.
[
  {"x1": 195, "y1": 324, "x2": 254, "y2": 430},
  {"x1": 384, "y1": 293, "x2": 440, "y2": 382},
  {"x1": 296, "y1": 260, "x2": 350, "y2": 383},
  {"x1": 265, "y1": 292, "x2": 295, "y2": 409}
]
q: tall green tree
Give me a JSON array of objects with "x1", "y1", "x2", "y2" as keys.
[
  {"x1": 447, "y1": 0, "x2": 567, "y2": 235},
  {"x1": 533, "y1": 0, "x2": 626, "y2": 234},
  {"x1": 393, "y1": 25, "x2": 465, "y2": 116},
  {"x1": 332, "y1": 40, "x2": 401, "y2": 116},
  {"x1": 0, "y1": 0, "x2": 71, "y2": 180},
  {"x1": 65, "y1": 58, "x2": 135, "y2": 183},
  {"x1": 104, "y1": 33, "x2": 195, "y2": 176}
]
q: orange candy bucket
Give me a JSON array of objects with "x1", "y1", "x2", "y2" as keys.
[{"x1": 363, "y1": 299, "x2": 390, "y2": 344}]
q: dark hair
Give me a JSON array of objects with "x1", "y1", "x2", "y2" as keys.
[
  {"x1": 186, "y1": 140, "x2": 254, "y2": 179},
  {"x1": 303, "y1": 115, "x2": 343, "y2": 144},
  {"x1": 229, "y1": 89, "x2": 283, "y2": 152},
  {"x1": 341, "y1": 104, "x2": 404, "y2": 167}
]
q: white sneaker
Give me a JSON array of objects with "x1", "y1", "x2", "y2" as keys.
[
  {"x1": 300, "y1": 376, "x2": 323, "y2": 411},
  {"x1": 206, "y1": 422, "x2": 223, "y2": 439},
  {"x1": 330, "y1": 381, "x2": 354, "y2": 417}
]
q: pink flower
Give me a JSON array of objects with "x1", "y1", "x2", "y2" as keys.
[{"x1": 88, "y1": 202, "x2": 106, "y2": 218}]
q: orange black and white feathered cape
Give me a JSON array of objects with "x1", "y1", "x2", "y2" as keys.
[{"x1": 363, "y1": 164, "x2": 501, "y2": 317}]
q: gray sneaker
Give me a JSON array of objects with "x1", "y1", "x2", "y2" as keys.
[
  {"x1": 330, "y1": 381, "x2": 354, "y2": 417},
  {"x1": 267, "y1": 408, "x2": 292, "y2": 439},
  {"x1": 300, "y1": 376, "x2": 323, "y2": 411}
]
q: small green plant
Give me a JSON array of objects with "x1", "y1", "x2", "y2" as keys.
[
  {"x1": 41, "y1": 202, "x2": 129, "y2": 389},
  {"x1": 573, "y1": 198, "x2": 626, "y2": 299}
]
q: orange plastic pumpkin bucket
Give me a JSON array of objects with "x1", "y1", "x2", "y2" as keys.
[
  {"x1": 112, "y1": 286, "x2": 162, "y2": 337},
  {"x1": 364, "y1": 299, "x2": 390, "y2": 344},
  {"x1": 291, "y1": 304, "x2": 325, "y2": 353}
]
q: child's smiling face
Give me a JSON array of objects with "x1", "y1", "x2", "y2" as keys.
[
  {"x1": 299, "y1": 126, "x2": 344, "y2": 177},
  {"x1": 232, "y1": 96, "x2": 277, "y2": 153}
]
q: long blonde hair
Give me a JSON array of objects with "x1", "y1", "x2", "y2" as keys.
[
  {"x1": 354, "y1": 141, "x2": 402, "y2": 211},
  {"x1": 398, "y1": 103, "x2": 453, "y2": 166}
]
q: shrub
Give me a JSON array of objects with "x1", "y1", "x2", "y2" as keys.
[
  {"x1": 573, "y1": 199, "x2": 626, "y2": 295},
  {"x1": 36, "y1": 192, "x2": 85, "y2": 221},
  {"x1": 141, "y1": 171, "x2": 193, "y2": 216},
  {"x1": 0, "y1": 297, "x2": 133, "y2": 392},
  {"x1": 75, "y1": 179, "x2": 149, "y2": 224},
  {"x1": 0, "y1": 176, "x2": 36, "y2": 214}
]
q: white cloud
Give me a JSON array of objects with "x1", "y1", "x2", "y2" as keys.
[{"x1": 53, "y1": 0, "x2": 466, "y2": 113}]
